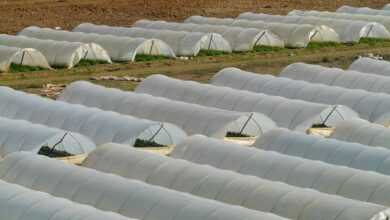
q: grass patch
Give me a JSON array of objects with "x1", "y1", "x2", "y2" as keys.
[
  {"x1": 306, "y1": 42, "x2": 343, "y2": 50},
  {"x1": 134, "y1": 139, "x2": 165, "y2": 148},
  {"x1": 253, "y1": 46, "x2": 286, "y2": 53},
  {"x1": 75, "y1": 59, "x2": 109, "y2": 67},
  {"x1": 198, "y1": 50, "x2": 229, "y2": 57},
  {"x1": 359, "y1": 38, "x2": 390, "y2": 46},
  {"x1": 135, "y1": 54, "x2": 170, "y2": 62},
  {"x1": 9, "y1": 63, "x2": 47, "y2": 73}
]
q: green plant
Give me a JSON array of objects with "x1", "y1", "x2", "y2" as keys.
[
  {"x1": 75, "y1": 59, "x2": 109, "y2": 67},
  {"x1": 359, "y1": 38, "x2": 390, "y2": 46},
  {"x1": 198, "y1": 50, "x2": 229, "y2": 57},
  {"x1": 134, "y1": 139, "x2": 165, "y2": 148},
  {"x1": 38, "y1": 146, "x2": 74, "y2": 157},
  {"x1": 135, "y1": 54, "x2": 170, "y2": 62},
  {"x1": 253, "y1": 45, "x2": 286, "y2": 53},
  {"x1": 306, "y1": 42, "x2": 343, "y2": 50},
  {"x1": 226, "y1": 131, "x2": 251, "y2": 138},
  {"x1": 311, "y1": 123, "x2": 330, "y2": 128},
  {"x1": 9, "y1": 63, "x2": 47, "y2": 73}
]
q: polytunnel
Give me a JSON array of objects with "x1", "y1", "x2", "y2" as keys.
[
  {"x1": 330, "y1": 119, "x2": 390, "y2": 150},
  {"x1": 211, "y1": 67, "x2": 390, "y2": 125},
  {"x1": 58, "y1": 81, "x2": 275, "y2": 139},
  {"x1": 73, "y1": 23, "x2": 231, "y2": 56},
  {"x1": 0, "y1": 179, "x2": 133, "y2": 220},
  {"x1": 19, "y1": 26, "x2": 176, "y2": 62},
  {"x1": 0, "y1": 117, "x2": 95, "y2": 158},
  {"x1": 0, "y1": 86, "x2": 186, "y2": 146},
  {"x1": 384, "y1": 4, "x2": 390, "y2": 10},
  {"x1": 171, "y1": 135, "x2": 390, "y2": 207},
  {"x1": 184, "y1": 15, "x2": 340, "y2": 48},
  {"x1": 289, "y1": 10, "x2": 390, "y2": 31},
  {"x1": 237, "y1": 12, "x2": 390, "y2": 42},
  {"x1": 133, "y1": 19, "x2": 284, "y2": 51},
  {"x1": 337, "y1": 5, "x2": 390, "y2": 17},
  {"x1": 280, "y1": 62, "x2": 390, "y2": 94},
  {"x1": 82, "y1": 143, "x2": 390, "y2": 220},
  {"x1": 349, "y1": 57, "x2": 390, "y2": 77},
  {"x1": 0, "y1": 45, "x2": 50, "y2": 72},
  {"x1": 135, "y1": 74, "x2": 358, "y2": 131},
  {"x1": 0, "y1": 152, "x2": 288, "y2": 220},
  {"x1": 255, "y1": 128, "x2": 390, "y2": 175},
  {"x1": 0, "y1": 34, "x2": 111, "y2": 68}
]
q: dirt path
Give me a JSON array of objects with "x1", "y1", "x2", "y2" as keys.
[{"x1": 3, "y1": 41, "x2": 390, "y2": 94}]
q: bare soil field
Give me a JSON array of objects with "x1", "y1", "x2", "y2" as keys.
[
  {"x1": 1, "y1": 0, "x2": 390, "y2": 94},
  {"x1": 1, "y1": 0, "x2": 389, "y2": 34}
]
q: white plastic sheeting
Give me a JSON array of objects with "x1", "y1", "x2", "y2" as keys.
[
  {"x1": 185, "y1": 15, "x2": 340, "y2": 48},
  {"x1": 238, "y1": 12, "x2": 390, "y2": 42},
  {"x1": 58, "y1": 81, "x2": 275, "y2": 138},
  {"x1": 134, "y1": 19, "x2": 284, "y2": 51},
  {"x1": 0, "y1": 86, "x2": 186, "y2": 146},
  {"x1": 337, "y1": 5, "x2": 390, "y2": 17},
  {"x1": 280, "y1": 62, "x2": 390, "y2": 94},
  {"x1": 0, "y1": 152, "x2": 288, "y2": 220},
  {"x1": 211, "y1": 67, "x2": 390, "y2": 125},
  {"x1": 330, "y1": 119, "x2": 390, "y2": 150},
  {"x1": 0, "y1": 179, "x2": 133, "y2": 220},
  {"x1": 0, "y1": 45, "x2": 50, "y2": 72},
  {"x1": 0, "y1": 117, "x2": 95, "y2": 157},
  {"x1": 171, "y1": 135, "x2": 390, "y2": 206},
  {"x1": 0, "y1": 34, "x2": 111, "y2": 68},
  {"x1": 256, "y1": 128, "x2": 390, "y2": 175},
  {"x1": 349, "y1": 57, "x2": 390, "y2": 77},
  {"x1": 74, "y1": 23, "x2": 231, "y2": 56},
  {"x1": 135, "y1": 74, "x2": 358, "y2": 131},
  {"x1": 83, "y1": 143, "x2": 390, "y2": 220},
  {"x1": 19, "y1": 26, "x2": 176, "y2": 61},
  {"x1": 290, "y1": 10, "x2": 390, "y2": 31}
]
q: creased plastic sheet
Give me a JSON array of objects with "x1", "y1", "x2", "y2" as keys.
[
  {"x1": 349, "y1": 57, "x2": 390, "y2": 77},
  {"x1": 0, "y1": 34, "x2": 110, "y2": 68},
  {"x1": 0, "y1": 117, "x2": 95, "y2": 156},
  {"x1": 58, "y1": 81, "x2": 275, "y2": 138},
  {"x1": 210, "y1": 67, "x2": 390, "y2": 124},
  {"x1": 238, "y1": 12, "x2": 390, "y2": 42},
  {"x1": 184, "y1": 15, "x2": 340, "y2": 48},
  {"x1": 74, "y1": 23, "x2": 231, "y2": 56},
  {"x1": 19, "y1": 26, "x2": 176, "y2": 61},
  {"x1": 136, "y1": 74, "x2": 358, "y2": 131},
  {"x1": 330, "y1": 119, "x2": 390, "y2": 150},
  {"x1": 337, "y1": 5, "x2": 390, "y2": 17},
  {"x1": 171, "y1": 135, "x2": 390, "y2": 207},
  {"x1": 0, "y1": 179, "x2": 133, "y2": 220},
  {"x1": 0, "y1": 45, "x2": 50, "y2": 72},
  {"x1": 256, "y1": 128, "x2": 390, "y2": 175},
  {"x1": 280, "y1": 62, "x2": 390, "y2": 94},
  {"x1": 0, "y1": 152, "x2": 288, "y2": 220},
  {"x1": 134, "y1": 19, "x2": 284, "y2": 51},
  {"x1": 0, "y1": 86, "x2": 186, "y2": 146},
  {"x1": 83, "y1": 143, "x2": 390, "y2": 220}
]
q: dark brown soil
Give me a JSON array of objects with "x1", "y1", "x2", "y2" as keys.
[{"x1": 1, "y1": 0, "x2": 389, "y2": 34}]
